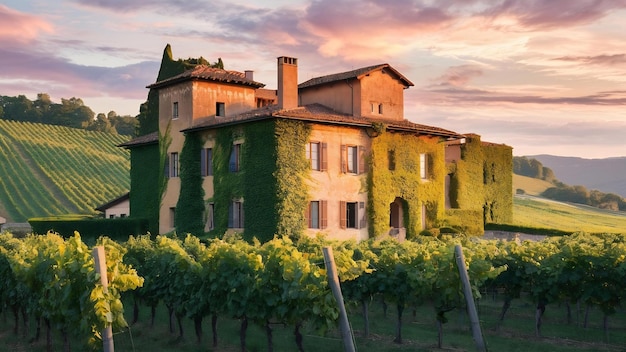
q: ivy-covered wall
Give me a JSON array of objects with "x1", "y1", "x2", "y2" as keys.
[
  {"x1": 210, "y1": 125, "x2": 245, "y2": 238},
  {"x1": 241, "y1": 120, "x2": 280, "y2": 242},
  {"x1": 447, "y1": 135, "x2": 512, "y2": 232},
  {"x1": 206, "y1": 119, "x2": 310, "y2": 242},
  {"x1": 368, "y1": 130, "x2": 445, "y2": 238},
  {"x1": 175, "y1": 132, "x2": 205, "y2": 235},
  {"x1": 128, "y1": 143, "x2": 160, "y2": 235},
  {"x1": 481, "y1": 143, "x2": 513, "y2": 224},
  {"x1": 271, "y1": 119, "x2": 310, "y2": 240}
]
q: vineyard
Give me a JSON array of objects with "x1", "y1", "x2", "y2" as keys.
[
  {"x1": 1, "y1": 231, "x2": 626, "y2": 351},
  {"x1": 0, "y1": 119, "x2": 130, "y2": 222}
]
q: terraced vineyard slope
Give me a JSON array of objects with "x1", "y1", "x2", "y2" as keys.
[{"x1": 0, "y1": 119, "x2": 130, "y2": 222}]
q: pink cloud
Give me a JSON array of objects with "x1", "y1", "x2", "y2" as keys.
[
  {"x1": 481, "y1": 0, "x2": 626, "y2": 30},
  {"x1": 553, "y1": 54, "x2": 626, "y2": 66},
  {"x1": 430, "y1": 65, "x2": 484, "y2": 87},
  {"x1": 0, "y1": 5, "x2": 53, "y2": 43}
]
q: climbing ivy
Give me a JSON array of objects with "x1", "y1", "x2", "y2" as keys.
[
  {"x1": 206, "y1": 119, "x2": 311, "y2": 242},
  {"x1": 175, "y1": 132, "x2": 206, "y2": 235},
  {"x1": 158, "y1": 121, "x2": 172, "y2": 205},
  {"x1": 210, "y1": 126, "x2": 245, "y2": 238},
  {"x1": 241, "y1": 120, "x2": 279, "y2": 242},
  {"x1": 128, "y1": 143, "x2": 160, "y2": 235},
  {"x1": 446, "y1": 135, "x2": 512, "y2": 233},
  {"x1": 482, "y1": 142, "x2": 513, "y2": 224},
  {"x1": 272, "y1": 119, "x2": 310, "y2": 240},
  {"x1": 368, "y1": 130, "x2": 445, "y2": 238}
]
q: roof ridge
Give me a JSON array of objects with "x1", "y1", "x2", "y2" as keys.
[{"x1": 298, "y1": 63, "x2": 414, "y2": 89}]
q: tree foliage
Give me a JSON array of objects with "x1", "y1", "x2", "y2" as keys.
[
  {"x1": 513, "y1": 156, "x2": 556, "y2": 183},
  {"x1": 0, "y1": 94, "x2": 137, "y2": 135}
]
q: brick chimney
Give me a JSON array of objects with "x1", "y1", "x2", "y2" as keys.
[{"x1": 277, "y1": 56, "x2": 298, "y2": 109}]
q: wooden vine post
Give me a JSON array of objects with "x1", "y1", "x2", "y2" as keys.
[
  {"x1": 454, "y1": 245, "x2": 486, "y2": 352},
  {"x1": 93, "y1": 246, "x2": 115, "y2": 352},
  {"x1": 322, "y1": 246, "x2": 356, "y2": 352}
]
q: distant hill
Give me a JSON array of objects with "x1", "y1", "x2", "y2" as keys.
[
  {"x1": 0, "y1": 120, "x2": 130, "y2": 222},
  {"x1": 527, "y1": 155, "x2": 626, "y2": 198}
]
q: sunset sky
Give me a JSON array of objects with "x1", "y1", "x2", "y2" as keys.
[{"x1": 1, "y1": 0, "x2": 625, "y2": 158}]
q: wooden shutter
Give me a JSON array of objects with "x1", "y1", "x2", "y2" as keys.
[
  {"x1": 359, "y1": 201, "x2": 366, "y2": 229},
  {"x1": 305, "y1": 202, "x2": 311, "y2": 228},
  {"x1": 321, "y1": 200, "x2": 328, "y2": 229},
  {"x1": 341, "y1": 145, "x2": 347, "y2": 173},
  {"x1": 358, "y1": 146, "x2": 367, "y2": 174},
  {"x1": 320, "y1": 143, "x2": 328, "y2": 171},
  {"x1": 208, "y1": 148, "x2": 213, "y2": 176},
  {"x1": 339, "y1": 201, "x2": 347, "y2": 229}
]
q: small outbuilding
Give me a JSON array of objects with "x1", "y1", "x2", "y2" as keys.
[{"x1": 95, "y1": 193, "x2": 130, "y2": 219}]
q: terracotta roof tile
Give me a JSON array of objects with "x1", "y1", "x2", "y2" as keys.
[
  {"x1": 184, "y1": 103, "x2": 461, "y2": 138},
  {"x1": 255, "y1": 88, "x2": 277, "y2": 100},
  {"x1": 298, "y1": 64, "x2": 414, "y2": 89},
  {"x1": 147, "y1": 66, "x2": 265, "y2": 89}
]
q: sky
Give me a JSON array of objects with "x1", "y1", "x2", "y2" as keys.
[{"x1": 1, "y1": 0, "x2": 626, "y2": 159}]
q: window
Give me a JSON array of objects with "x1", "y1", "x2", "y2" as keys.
[
  {"x1": 370, "y1": 102, "x2": 382, "y2": 114},
  {"x1": 341, "y1": 145, "x2": 367, "y2": 174},
  {"x1": 216, "y1": 102, "x2": 225, "y2": 117},
  {"x1": 204, "y1": 203, "x2": 214, "y2": 231},
  {"x1": 306, "y1": 200, "x2": 327, "y2": 229},
  {"x1": 340, "y1": 201, "x2": 360, "y2": 229},
  {"x1": 169, "y1": 207, "x2": 176, "y2": 228},
  {"x1": 347, "y1": 146, "x2": 357, "y2": 173},
  {"x1": 109, "y1": 214, "x2": 115, "y2": 219},
  {"x1": 420, "y1": 153, "x2": 428, "y2": 180},
  {"x1": 165, "y1": 152, "x2": 178, "y2": 178},
  {"x1": 306, "y1": 142, "x2": 327, "y2": 171},
  {"x1": 120, "y1": 214, "x2": 127, "y2": 218},
  {"x1": 388, "y1": 150, "x2": 396, "y2": 170},
  {"x1": 229, "y1": 144, "x2": 241, "y2": 172},
  {"x1": 171, "y1": 152, "x2": 179, "y2": 177},
  {"x1": 228, "y1": 200, "x2": 244, "y2": 228},
  {"x1": 173, "y1": 102, "x2": 179, "y2": 119},
  {"x1": 201, "y1": 148, "x2": 213, "y2": 176}
]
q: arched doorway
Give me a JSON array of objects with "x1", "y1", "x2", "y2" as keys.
[{"x1": 389, "y1": 197, "x2": 406, "y2": 240}]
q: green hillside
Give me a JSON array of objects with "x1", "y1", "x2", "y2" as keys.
[
  {"x1": 513, "y1": 195, "x2": 626, "y2": 233},
  {"x1": 0, "y1": 119, "x2": 130, "y2": 222},
  {"x1": 512, "y1": 173, "x2": 554, "y2": 196}
]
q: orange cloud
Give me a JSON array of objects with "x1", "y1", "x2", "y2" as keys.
[{"x1": 0, "y1": 5, "x2": 53, "y2": 43}]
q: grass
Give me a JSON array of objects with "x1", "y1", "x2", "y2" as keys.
[
  {"x1": 513, "y1": 195, "x2": 626, "y2": 234},
  {"x1": 511, "y1": 173, "x2": 626, "y2": 234},
  {"x1": 2, "y1": 294, "x2": 626, "y2": 352},
  {"x1": 513, "y1": 174, "x2": 555, "y2": 196}
]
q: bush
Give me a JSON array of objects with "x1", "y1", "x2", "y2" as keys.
[{"x1": 28, "y1": 216, "x2": 150, "y2": 244}]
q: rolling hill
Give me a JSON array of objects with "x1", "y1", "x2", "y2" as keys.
[
  {"x1": 528, "y1": 154, "x2": 626, "y2": 198},
  {"x1": 512, "y1": 174, "x2": 554, "y2": 196},
  {"x1": 513, "y1": 173, "x2": 626, "y2": 233},
  {"x1": 0, "y1": 119, "x2": 130, "y2": 222}
]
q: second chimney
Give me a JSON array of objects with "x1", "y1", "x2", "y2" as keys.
[{"x1": 277, "y1": 56, "x2": 298, "y2": 109}]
